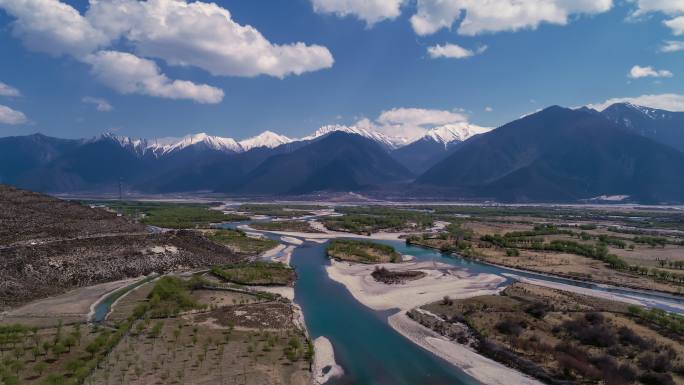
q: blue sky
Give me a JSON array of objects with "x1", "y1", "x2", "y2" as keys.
[{"x1": 0, "y1": 0, "x2": 683, "y2": 141}]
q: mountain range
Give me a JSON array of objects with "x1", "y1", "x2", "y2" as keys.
[{"x1": 1, "y1": 103, "x2": 683, "y2": 203}]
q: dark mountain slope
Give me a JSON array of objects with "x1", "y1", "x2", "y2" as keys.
[
  {"x1": 391, "y1": 139, "x2": 461, "y2": 174},
  {"x1": 0, "y1": 133, "x2": 80, "y2": 185},
  {"x1": 416, "y1": 106, "x2": 684, "y2": 203},
  {"x1": 233, "y1": 132, "x2": 413, "y2": 195},
  {"x1": 139, "y1": 140, "x2": 310, "y2": 193},
  {"x1": 20, "y1": 136, "x2": 150, "y2": 192},
  {"x1": 601, "y1": 103, "x2": 684, "y2": 153}
]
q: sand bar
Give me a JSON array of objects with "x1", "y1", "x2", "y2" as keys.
[
  {"x1": 312, "y1": 336, "x2": 344, "y2": 384},
  {"x1": 325, "y1": 260, "x2": 547, "y2": 385}
]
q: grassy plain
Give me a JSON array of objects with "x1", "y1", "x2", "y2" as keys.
[
  {"x1": 326, "y1": 239, "x2": 401, "y2": 264},
  {"x1": 90, "y1": 201, "x2": 248, "y2": 229},
  {"x1": 211, "y1": 262, "x2": 296, "y2": 286},
  {"x1": 206, "y1": 229, "x2": 278, "y2": 255}
]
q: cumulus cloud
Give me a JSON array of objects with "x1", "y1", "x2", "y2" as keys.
[
  {"x1": 661, "y1": 40, "x2": 684, "y2": 52},
  {"x1": 82, "y1": 96, "x2": 113, "y2": 112},
  {"x1": 84, "y1": 51, "x2": 224, "y2": 104},
  {"x1": 485, "y1": 106, "x2": 493, "y2": 112},
  {"x1": 631, "y1": 0, "x2": 684, "y2": 17},
  {"x1": 357, "y1": 107, "x2": 468, "y2": 141},
  {"x1": 427, "y1": 43, "x2": 486, "y2": 59},
  {"x1": 0, "y1": 104, "x2": 28, "y2": 125},
  {"x1": 631, "y1": 1, "x2": 684, "y2": 37},
  {"x1": 0, "y1": 82, "x2": 21, "y2": 97},
  {"x1": 378, "y1": 107, "x2": 467, "y2": 126},
  {"x1": 0, "y1": 0, "x2": 109, "y2": 57},
  {"x1": 664, "y1": 16, "x2": 684, "y2": 35},
  {"x1": 86, "y1": 0, "x2": 334, "y2": 78},
  {"x1": 310, "y1": 0, "x2": 404, "y2": 25},
  {"x1": 587, "y1": 93, "x2": 684, "y2": 112},
  {"x1": 410, "y1": 0, "x2": 613, "y2": 36},
  {"x1": 628, "y1": 65, "x2": 673, "y2": 78},
  {"x1": 0, "y1": 0, "x2": 334, "y2": 103}
]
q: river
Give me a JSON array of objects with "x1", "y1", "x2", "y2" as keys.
[
  {"x1": 288, "y1": 237, "x2": 684, "y2": 385},
  {"x1": 93, "y1": 221, "x2": 684, "y2": 384}
]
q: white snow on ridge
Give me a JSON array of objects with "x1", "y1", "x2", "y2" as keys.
[
  {"x1": 239, "y1": 131, "x2": 292, "y2": 151},
  {"x1": 96, "y1": 133, "x2": 153, "y2": 156},
  {"x1": 422, "y1": 123, "x2": 491, "y2": 147},
  {"x1": 157, "y1": 133, "x2": 242, "y2": 154},
  {"x1": 302, "y1": 124, "x2": 403, "y2": 149},
  {"x1": 621, "y1": 103, "x2": 670, "y2": 120},
  {"x1": 100, "y1": 122, "x2": 490, "y2": 158}
]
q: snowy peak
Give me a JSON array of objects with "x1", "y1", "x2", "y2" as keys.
[
  {"x1": 94, "y1": 133, "x2": 152, "y2": 157},
  {"x1": 303, "y1": 124, "x2": 401, "y2": 149},
  {"x1": 239, "y1": 131, "x2": 292, "y2": 151},
  {"x1": 99, "y1": 122, "x2": 493, "y2": 160},
  {"x1": 102, "y1": 130, "x2": 294, "y2": 158},
  {"x1": 603, "y1": 102, "x2": 672, "y2": 121},
  {"x1": 422, "y1": 123, "x2": 491, "y2": 147},
  {"x1": 158, "y1": 133, "x2": 242, "y2": 155}
]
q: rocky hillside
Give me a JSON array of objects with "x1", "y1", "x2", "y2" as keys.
[
  {"x1": 0, "y1": 184, "x2": 142, "y2": 245},
  {"x1": 0, "y1": 185, "x2": 244, "y2": 310}
]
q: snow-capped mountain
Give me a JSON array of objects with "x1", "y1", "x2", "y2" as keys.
[
  {"x1": 5, "y1": 103, "x2": 684, "y2": 202},
  {"x1": 302, "y1": 124, "x2": 403, "y2": 149},
  {"x1": 390, "y1": 123, "x2": 490, "y2": 174},
  {"x1": 98, "y1": 131, "x2": 295, "y2": 158},
  {"x1": 97, "y1": 122, "x2": 491, "y2": 160},
  {"x1": 601, "y1": 103, "x2": 670, "y2": 122},
  {"x1": 93, "y1": 133, "x2": 153, "y2": 157},
  {"x1": 155, "y1": 133, "x2": 242, "y2": 155},
  {"x1": 239, "y1": 131, "x2": 292, "y2": 151},
  {"x1": 422, "y1": 123, "x2": 491, "y2": 148}
]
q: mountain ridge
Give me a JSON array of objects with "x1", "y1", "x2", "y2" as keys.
[
  {"x1": 1, "y1": 103, "x2": 683, "y2": 202},
  {"x1": 416, "y1": 105, "x2": 684, "y2": 203}
]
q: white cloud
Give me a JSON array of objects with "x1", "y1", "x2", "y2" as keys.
[
  {"x1": 587, "y1": 93, "x2": 684, "y2": 111},
  {"x1": 310, "y1": 0, "x2": 404, "y2": 25},
  {"x1": 0, "y1": 82, "x2": 21, "y2": 97},
  {"x1": 631, "y1": 0, "x2": 684, "y2": 17},
  {"x1": 378, "y1": 107, "x2": 467, "y2": 126},
  {"x1": 631, "y1": 1, "x2": 684, "y2": 37},
  {"x1": 85, "y1": 0, "x2": 334, "y2": 78},
  {"x1": 485, "y1": 106, "x2": 493, "y2": 112},
  {"x1": 84, "y1": 51, "x2": 224, "y2": 104},
  {"x1": 0, "y1": 0, "x2": 334, "y2": 104},
  {"x1": 628, "y1": 65, "x2": 673, "y2": 78},
  {"x1": 0, "y1": 104, "x2": 28, "y2": 125},
  {"x1": 661, "y1": 40, "x2": 684, "y2": 51},
  {"x1": 82, "y1": 96, "x2": 113, "y2": 112},
  {"x1": 410, "y1": 0, "x2": 613, "y2": 36},
  {"x1": 0, "y1": 0, "x2": 109, "y2": 57},
  {"x1": 664, "y1": 16, "x2": 684, "y2": 34},
  {"x1": 427, "y1": 43, "x2": 486, "y2": 59},
  {"x1": 370, "y1": 107, "x2": 470, "y2": 141}
]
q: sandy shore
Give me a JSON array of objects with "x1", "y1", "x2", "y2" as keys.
[
  {"x1": 260, "y1": 244, "x2": 296, "y2": 266},
  {"x1": 240, "y1": 222, "x2": 405, "y2": 241},
  {"x1": 326, "y1": 260, "x2": 505, "y2": 312},
  {"x1": 389, "y1": 312, "x2": 543, "y2": 385},
  {"x1": 312, "y1": 336, "x2": 344, "y2": 384},
  {"x1": 281, "y1": 236, "x2": 304, "y2": 245},
  {"x1": 504, "y1": 273, "x2": 684, "y2": 314},
  {"x1": 260, "y1": 244, "x2": 286, "y2": 260},
  {"x1": 325, "y1": 260, "x2": 546, "y2": 385},
  {"x1": 251, "y1": 285, "x2": 295, "y2": 301}
]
